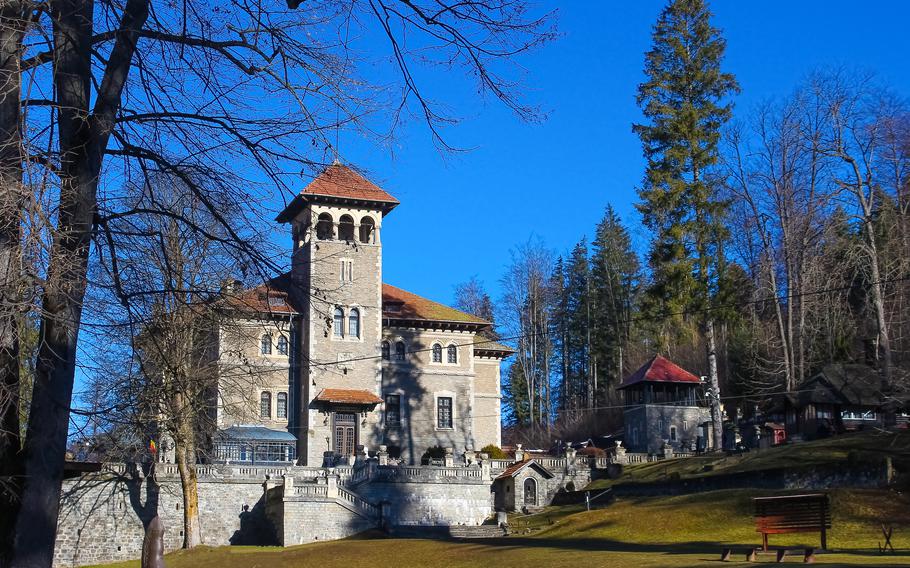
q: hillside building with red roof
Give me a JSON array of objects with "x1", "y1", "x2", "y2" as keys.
[
  {"x1": 208, "y1": 163, "x2": 512, "y2": 466},
  {"x1": 619, "y1": 355, "x2": 713, "y2": 454}
]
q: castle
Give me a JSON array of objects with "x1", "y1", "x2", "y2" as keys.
[{"x1": 208, "y1": 163, "x2": 511, "y2": 466}]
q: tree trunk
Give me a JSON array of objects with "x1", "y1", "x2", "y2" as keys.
[
  {"x1": 0, "y1": 3, "x2": 26, "y2": 562},
  {"x1": 174, "y1": 429, "x2": 202, "y2": 548},
  {"x1": 705, "y1": 319, "x2": 723, "y2": 450},
  {"x1": 10, "y1": 0, "x2": 148, "y2": 563}
]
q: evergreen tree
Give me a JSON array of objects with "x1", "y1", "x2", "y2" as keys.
[
  {"x1": 564, "y1": 239, "x2": 592, "y2": 411},
  {"x1": 590, "y1": 206, "x2": 640, "y2": 408},
  {"x1": 634, "y1": 0, "x2": 738, "y2": 449}
]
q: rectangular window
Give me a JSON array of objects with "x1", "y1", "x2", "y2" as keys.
[
  {"x1": 437, "y1": 397, "x2": 453, "y2": 429},
  {"x1": 683, "y1": 420, "x2": 688, "y2": 431},
  {"x1": 385, "y1": 394, "x2": 401, "y2": 425},
  {"x1": 669, "y1": 426, "x2": 677, "y2": 442},
  {"x1": 260, "y1": 392, "x2": 271, "y2": 419},
  {"x1": 277, "y1": 392, "x2": 288, "y2": 419}
]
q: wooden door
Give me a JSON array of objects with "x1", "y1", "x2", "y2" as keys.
[{"x1": 334, "y1": 412, "x2": 357, "y2": 456}]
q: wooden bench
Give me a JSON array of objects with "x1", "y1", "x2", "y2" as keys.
[{"x1": 753, "y1": 494, "x2": 831, "y2": 551}]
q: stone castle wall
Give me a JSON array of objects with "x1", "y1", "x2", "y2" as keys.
[{"x1": 53, "y1": 464, "x2": 276, "y2": 567}]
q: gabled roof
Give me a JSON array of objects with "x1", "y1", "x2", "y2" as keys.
[
  {"x1": 495, "y1": 459, "x2": 555, "y2": 481},
  {"x1": 382, "y1": 283, "x2": 490, "y2": 328},
  {"x1": 618, "y1": 355, "x2": 702, "y2": 389},
  {"x1": 313, "y1": 388, "x2": 383, "y2": 406},
  {"x1": 276, "y1": 163, "x2": 399, "y2": 222},
  {"x1": 794, "y1": 364, "x2": 905, "y2": 407}
]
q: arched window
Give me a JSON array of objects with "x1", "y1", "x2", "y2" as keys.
[
  {"x1": 381, "y1": 341, "x2": 391, "y2": 361},
  {"x1": 260, "y1": 334, "x2": 272, "y2": 355},
  {"x1": 395, "y1": 341, "x2": 406, "y2": 361},
  {"x1": 447, "y1": 344, "x2": 458, "y2": 364},
  {"x1": 277, "y1": 335, "x2": 289, "y2": 356},
  {"x1": 260, "y1": 392, "x2": 271, "y2": 419},
  {"x1": 348, "y1": 307, "x2": 360, "y2": 338},
  {"x1": 316, "y1": 213, "x2": 334, "y2": 240},
  {"x1": 333, "y1": 308, "x2": 344, "y2": 337},
  {"x1": 338, "y1": 214, "x2": 355, "y2": 241},
  {"x1": 359, "y1": 216, "x2": 375, "y2": 243},
  {"x1": 277, "y1": 392, "x2": 288, "y2": 419},
  {"x1": 523, "y1": 478, "x2": 537, "y2": 506},
  {"x1": 432, "y1": 344, "x2": 442, "y2": 363}
]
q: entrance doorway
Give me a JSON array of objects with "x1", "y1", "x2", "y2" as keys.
[{"x1": 334, "y1": 412, "x2": 357, "y2": 456}]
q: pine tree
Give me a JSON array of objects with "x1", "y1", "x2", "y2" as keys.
[
  {"x1": 634, "y1": 0, "x2": 738, "y2": 450},
  {"x1": 565, "y1": 240, "x2": 592, "y2": 412},
  {"x1": 590, "y1": 206, "x2": 640, "y2": 409}
]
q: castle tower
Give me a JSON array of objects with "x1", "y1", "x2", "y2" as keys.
[{"x1": 276, "y1": 163, "x2": 399, "y2": 465}]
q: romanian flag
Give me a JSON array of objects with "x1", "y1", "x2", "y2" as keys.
[{"x1": 149, "y1": 440, "x2": 157, "y2": 454}]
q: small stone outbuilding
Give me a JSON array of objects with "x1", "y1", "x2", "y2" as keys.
[{"x1": 493, "y1": 460, "x2": 555, "y2": 512}]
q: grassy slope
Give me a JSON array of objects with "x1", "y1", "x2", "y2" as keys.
[
  {"x1": 587, "y1": 429, "x2": 910, "y2": 490},
  {"x1": 88, "y1": 488, "x2": 910, "y2": 568}
]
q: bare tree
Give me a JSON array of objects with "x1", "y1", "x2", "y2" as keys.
[{"x1": 0, "y1": 1, "x2": 555, "y2": 564}]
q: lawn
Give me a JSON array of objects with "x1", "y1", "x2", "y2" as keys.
[
  {"x1": 587, "y1": 428, "x2": 910, "y2": 490},
  {"x1": 86, "y1": 488, "x2": 910, "y2": 568}
]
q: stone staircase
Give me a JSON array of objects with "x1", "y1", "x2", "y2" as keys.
[{"x1": 447, "y1": 525, "x2": 508, "y2": 539}]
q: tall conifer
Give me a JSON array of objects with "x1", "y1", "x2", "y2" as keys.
[{"x1": 634, "y1": 0, "x2": 738, "y2": 449}]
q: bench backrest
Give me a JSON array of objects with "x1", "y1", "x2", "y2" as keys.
[{"x1": 753, "y1": 494, "x2": 831, "y2": 532}]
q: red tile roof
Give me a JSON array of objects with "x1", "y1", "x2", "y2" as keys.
[
  {"x1": 618, "y1": 355, "x2": 702, "y2": 389},
  {"x1": 313, "y1": 388, "x2": 382, "y2": 406},
  {"x1": 223, "y1": 273, "x2": 301, "y2": 316},
  {"x1": 276, "y1": 163, "x2": 398, "y2": 221},
  {"x1": 495, "y1": 459, "x2": 555, "y2": 480},
  {"x1": 382, "y1": 283, "x2": 490, "y2": 326}
]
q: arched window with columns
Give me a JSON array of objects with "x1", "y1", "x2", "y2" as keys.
[
  {"x1": 316, "y1": 213, "x2": 334, "y2": 240},
  {"x1": 359, "y1": 216, "x2": 375, "y2": 243},
  {"x1": 338, "y1": 215, "x2": 355, "y2": 241}
]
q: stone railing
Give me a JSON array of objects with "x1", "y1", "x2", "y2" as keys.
[
  {"x1": 99, "y1": 462, "x2": 292, "y2": 481},
  {"x1": 372, "y1": 464, "x2": 486, "y2": 483},
  {"x1": 337, "y1": 486, "x2": 379, "y2": 518},
  {"x1": 292, "y1": 484, "x2": 329, "y2": 497}
]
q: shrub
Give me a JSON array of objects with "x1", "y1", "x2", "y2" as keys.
[
  {"x1": 577, "y1": 446, "x2": 606, "y2": 458},
  {"x1": 480, "y1": 444, "x2": 508, "y2": 459},
  {"x1": 421, "y1": 445, "x2": 447, "y2": 464}
]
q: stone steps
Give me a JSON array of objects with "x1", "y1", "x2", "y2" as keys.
[{"x1": 448, "y1": 525, "x2": 508, "y2": 539}]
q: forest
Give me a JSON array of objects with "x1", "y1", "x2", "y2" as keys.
[{"x1": 453, "y1": 9, "x2": 910, "y2": 447}]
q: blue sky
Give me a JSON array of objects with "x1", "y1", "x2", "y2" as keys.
[{"x1": 305, "y1": 1, "x2": 909, "y2": 311}]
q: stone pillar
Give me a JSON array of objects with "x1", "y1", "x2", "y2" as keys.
[
  {"x1": 355, "y1": 444, "x2": 368, "y2": 465},
  {"x1": 479, "y1": 453, "x2": 491, "y2": 480},
  {"x1": 444, "y1": 447, "x2": 455, "y2": 467},
  {"x1": 464, "y1": 449, "x2": 476, "y2": 466},
  {"x1": 279, "y1": 474, "x2": 292, "y2": 494},
  {"x1": 612, "y1": 441, "x2": 627, "y2": 465},
  {"x1": 326, "y1": 473, "x2": 339, "y2": 498},
  {"x1": 377, "y1": 444, "x2": 389, "y2": 466},
  {"x1": 514, "y1": 444, "x2": 525, "y2": 462},
  {"x1": 661, "y1": 442, "x2": 674, "y2": 460}
]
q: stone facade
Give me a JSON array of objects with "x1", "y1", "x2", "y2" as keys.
[{"x1": 623, "y1": 404, "x2": 710, "y2": 454}]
